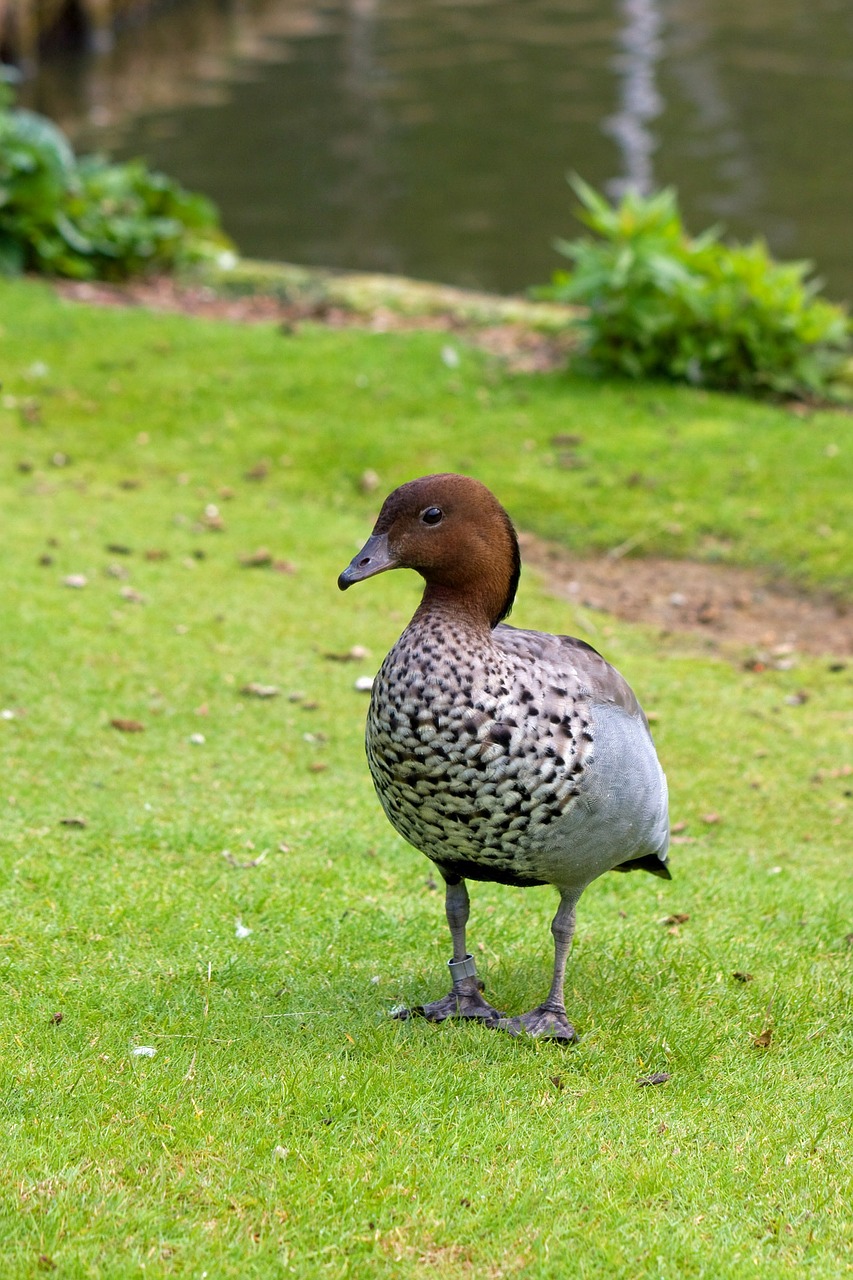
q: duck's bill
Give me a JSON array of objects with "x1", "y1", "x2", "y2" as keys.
[{"x1": 337, "y1": 533, "x2": 399, "y2": 590}]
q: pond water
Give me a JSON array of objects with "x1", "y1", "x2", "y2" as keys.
[{"x1": 23, "y1": 0, "x2": 853, "y2": 300}]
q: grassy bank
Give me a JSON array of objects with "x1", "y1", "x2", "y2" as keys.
[
  {"x1": 1, "y1": 276, "x2": 851, "y2": 1278},
  {"x1": 4, "y1": 275, "x2": 852, "y2": 595}
]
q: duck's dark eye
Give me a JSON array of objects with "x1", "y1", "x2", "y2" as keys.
[{"x1": 421, "y1": 507, "x2": 443, "y2": 526}]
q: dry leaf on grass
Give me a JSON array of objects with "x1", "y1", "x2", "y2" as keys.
[
  {"x1": 637, "y1": 1072, "x2": 671, "y2": 1087},
  {"x1": 241, "y1": 682, "x2": 280, "y2": 699},
  {"x1": 200, "y1": 505, "x2": 225, "y2": 531},
  {"x1": 59, "y1": 816, "x2": 87, "y2": 828},
  {"x1": 110, "y1": 718, "x2": 144, "y2": 733},
  {"x1": 240, "y1": 548, "x2": 273, "y2": 568},
  {"x1": 222, "y1": 850, "x2": 267, "y2": 869},
  {"x1": 324, "y1": 645, "x2": 371, "y2": 662}
]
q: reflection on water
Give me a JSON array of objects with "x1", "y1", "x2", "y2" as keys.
[
  {"x1": 22, "y1": 0, "x2": 853, "y2": 299},
  {"x1": 605, "y1": 0, "x2": 664, "y2": 199}
]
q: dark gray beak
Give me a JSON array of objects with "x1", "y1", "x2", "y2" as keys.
[{"x1": 337, "y1": 532, "x2": 398, "y2": 590}]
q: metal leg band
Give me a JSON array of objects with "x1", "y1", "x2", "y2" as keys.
[{"x1": 447, "y1": 953, "x2": 478, "y2": 981}]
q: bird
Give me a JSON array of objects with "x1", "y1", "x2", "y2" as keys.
[{"x1": 338, "y1": 473, "x2": 670, "y2": 1041}]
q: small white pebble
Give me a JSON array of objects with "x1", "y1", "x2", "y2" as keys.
[
  {"x1": 441, "y1": 344, "x2": 460, "y2": 368},
  {"x1": 132, "y1": 1045, "x2": 156, "y2": 1058},
  {"x1": 64, "y1": 574, "x2": 88, "y2": 589},
  {"x1": 189, "y1": 733, "x2": 206, "y2": 745},
  {"x1": 349, "y1": 645, "x2": 370, "y2": 660},
  {"x1": 1, "y1": 709, "x2": 15, "y2": 721},
  {"x1": 370, "y1": 976, "x2": 380, "y2": 985},
  {"x1": 669, "y1": 593, "x2": 687, "y2": 608},
  {"x1": 28, "y1": 360, "x2": 49, "y2": 378},
  {"x1": 235, "y1": 919, "x2": 252, "y2": 938},
  {"x1": 768, "y1": 866, "x2": 782, "y2": 875},
  {"x1": 273, "y1": 1145, "x2": 289, "y2": 1159},
  {"x1": 354, "y1": 675, "x2": 374, "y2": 692}
]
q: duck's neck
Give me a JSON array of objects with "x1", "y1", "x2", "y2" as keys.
[{"x1": 412, "y1": 580, "x2": 501, "y2": 634}]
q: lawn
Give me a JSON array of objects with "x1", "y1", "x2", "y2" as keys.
[{"x1": 1, "y1": 276, "x2": 851, "y2": 1278}]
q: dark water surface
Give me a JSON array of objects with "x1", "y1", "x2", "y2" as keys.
[{"x1": 24, "y1": 0, "x2": 853, "y2": 300}]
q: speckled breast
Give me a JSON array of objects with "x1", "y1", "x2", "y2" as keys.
[{"x1": 365, "y1": 618, "x2": 591, "y2": 887}]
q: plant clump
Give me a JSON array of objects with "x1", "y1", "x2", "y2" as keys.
[
  {"x1": 0, "y1": 73, "x2": 233, "y2": 280},
  {"x1": 537, "y1": 177, "x2": 852, "y2": 400}
]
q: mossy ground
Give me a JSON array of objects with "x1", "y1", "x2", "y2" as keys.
[{"x1": 1, "y1": 277, "x2": 851, "y2": 1278}]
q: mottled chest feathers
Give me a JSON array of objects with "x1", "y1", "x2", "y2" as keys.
[{"x1": 363, "y1": 619, "x2": 594, "y2": 883}]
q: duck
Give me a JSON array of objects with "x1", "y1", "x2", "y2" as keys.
[{"x1": 338, "y1": 473, "x2": 669, "y2": 1041}]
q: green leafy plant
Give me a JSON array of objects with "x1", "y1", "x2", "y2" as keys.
[
  {"x1": 0, "y1": 73, "x2": 232, "y2": 279},
  {"x1": 537, "y1": 177, "x2": 851, "y2": 399}
]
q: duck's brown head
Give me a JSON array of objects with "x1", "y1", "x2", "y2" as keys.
[{"x1": 338, "y1": 473, "x2": 521, "y2": 628}]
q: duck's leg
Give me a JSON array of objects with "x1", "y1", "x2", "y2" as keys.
[
  {"x1": 497, "y1": 888, "x2": 580, "y2": 1043},
  {"x1": 395, "y1": 876, "x2": 503, "y2": 1023}
]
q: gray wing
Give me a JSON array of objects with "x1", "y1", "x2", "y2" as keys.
[
  {"x1": 493, "y1": 624, "x2": 669, "y2": 882},
  {"x1": 494, "y1": 625, "x2": 650, "y2": 727}
]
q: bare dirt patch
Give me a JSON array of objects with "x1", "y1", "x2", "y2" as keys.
[
  {"x1": 55, "y1": 275, "x2": 851, "y2": 659},
  {"x1": 521, "y1": 533, "x2": 852, "y2": 660},
  {"x1": 53, "y1": 277, "x2": 572, "y2": 372}
]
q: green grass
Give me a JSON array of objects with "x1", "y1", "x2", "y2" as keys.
[
  {"x1": 1, "y1": 276, "x2": 851, "y2": 595},
  {"x1": 1, "y1": 276, "x2": 851, "y2": 1278}
]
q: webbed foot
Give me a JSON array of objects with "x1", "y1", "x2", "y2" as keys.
[
  {"x1": 395, "y1": 975, "x2": 503, "y2": 1024},
  {"x1": 495, "y1": 1003, "x2": 578, "y2": 1043}
]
